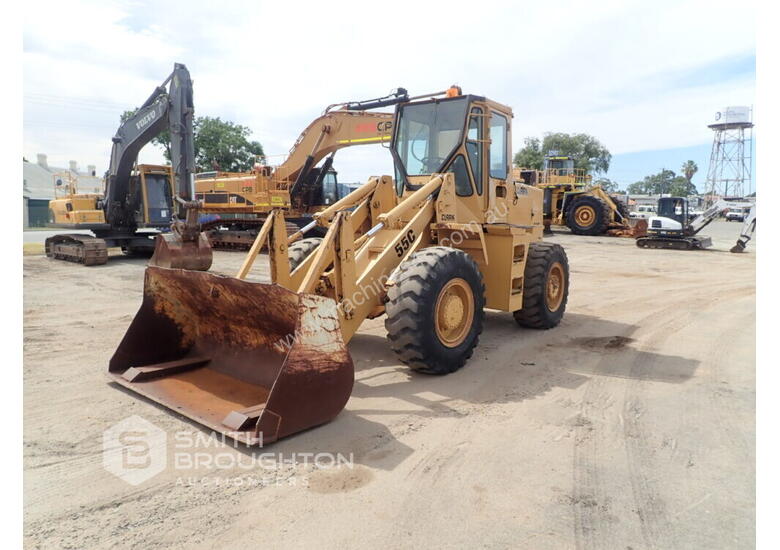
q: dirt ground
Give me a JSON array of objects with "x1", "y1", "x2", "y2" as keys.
[{"x1": 23, "y1": 221, "x2": 755, "y2": 549}]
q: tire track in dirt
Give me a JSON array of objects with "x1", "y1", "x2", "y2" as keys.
[
  {"x1": 569, "y1": 282, "x2": 753, "y2": 549},
  {"x1": 619, "y1": 283, "x2": 753, "y2": 549}
]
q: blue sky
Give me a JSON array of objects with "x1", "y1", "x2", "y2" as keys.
[
  {"x1": 609, "y1": 140, "x2": 755, "y2": 195},
  {"x1": 23, "y1": 0, "x2": 756, "y2": 189},
  {"x1": 605, "y1": 53, "x2": 755, "y2": 193}
]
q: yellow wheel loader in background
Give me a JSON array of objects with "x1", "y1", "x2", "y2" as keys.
[
  {"x1": 515, "y1": 154, "x2": 645, "y2": 237},
  {"x1": 109, "y1": 87, "x2": 570, "y2": 444}
]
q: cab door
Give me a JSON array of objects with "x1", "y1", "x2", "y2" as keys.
[
  {"x1": 486, "y1": 109, "x2": 511, "y2": 223},
  {"x1": 141, "y1": 171, "x2": 174, "y2": 226}
]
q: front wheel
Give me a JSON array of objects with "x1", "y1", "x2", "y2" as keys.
[
  {"x1": 514, "y1": 242, "x2": 569, "y2": 329},
  {"x1": 385, "y1": 247, "x2": 485, "y2": 374},
  {"x1": 565, "y1": 195, "x2": 610, "y2": 235},
  {"x1": 288, "y1": 237, "x2": 322, "y2": 271}
]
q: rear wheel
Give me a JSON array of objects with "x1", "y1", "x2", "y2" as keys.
[
  {"x1": 288, "y1": 237, "x2": 322, "y2": 271},
  {"x1": 385, "y1": 247, "x2": 485, "y2": 374},
  {"x1": 565, "y1": 195, "x2": 610, "y2": 235},
  {"x1": 514, "y1": 242, "x2": 569, "y2": 329}
]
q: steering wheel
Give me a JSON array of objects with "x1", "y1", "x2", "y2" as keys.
[{"x1": 419, "y1": 156, "x2": 446, "y2": 174}]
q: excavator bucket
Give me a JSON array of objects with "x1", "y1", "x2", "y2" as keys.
[
  {"x1": 149, "y1": 232, "x2": 213, "y2": 271},
  {"x1": 108, "y1": 266, "x2": 354, "y2": 444}
]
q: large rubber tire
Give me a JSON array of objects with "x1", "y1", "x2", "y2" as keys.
[
  {"x1": 513, "y1": 242, "x2": 569, "y2": 329},
  {"x1": 565, "y1": 195, "x2": 610, "y2": 235},
  {"x1": 385, "y1": 247, "x2": 485, "y2": 375},
  {"x1": 288, "y1": 237, "x2": 322, "y2": 271}
]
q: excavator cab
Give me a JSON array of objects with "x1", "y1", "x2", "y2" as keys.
[
  {"x1": 656, "y1": 197, "x2": 689, "y2": 227},
  {"x1": 138, "y1": 168, "x2": 174, "y2": 226},
  {"x1": 129, "y1": 165, "x2": 175, "y2": 228}
]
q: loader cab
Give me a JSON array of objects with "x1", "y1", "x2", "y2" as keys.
[
  {"x1": 390, "y1": 92, "x2": 515, "y2": 224},
  {"x1": 543, "y1": 155, "x2": 575, "y2": 173}
]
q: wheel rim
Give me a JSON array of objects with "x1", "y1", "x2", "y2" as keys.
[
  {"x1": 546, "y1": 262, "x2": 565, "y2": 312},
  {"x1": 574, "y1": 205, "x2": 596, "y2": 228},
  {"x1": 434, "y1": 278, "x2": 475, "y2": 348}
]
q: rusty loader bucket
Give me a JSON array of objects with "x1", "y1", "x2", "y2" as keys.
[
  {"x1": 149, "y1": 232, "x2": 213, "y2": 271},
  {"x1": 109, "y1": 267, "x2": 354, "y2": 444}
]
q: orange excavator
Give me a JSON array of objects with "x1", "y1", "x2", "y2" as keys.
[{"x1": 195, "y1": 90, "x2": 406, "y2": 249}]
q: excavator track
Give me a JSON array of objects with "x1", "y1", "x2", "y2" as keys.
[
  {"x1": 635, "y1": 235, "x2": 711, "y2": 250},
  {"x1": 203, "y1": 218, "x2": 303, "y2": 251},
  {"x1": 45, "y1": 234, "x2": 108, "y2": 266}
]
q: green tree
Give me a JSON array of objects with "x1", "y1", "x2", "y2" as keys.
[
  {"x1": 669, "y1": 176, "x2": 697, "y2": 197},
  {"x1": 627, "y1": 168, "x2": 697, "y2": 196},
  {"x1": 681, "y1": 160, "x2": 698, "y2": 185},
  {"x1": 193, "y1": 117, "x2": 264, "y2": 173},
  {"x1": 513, "y1": 132, "x2": 611, "y2": 174},
  {"x1": 119, "y1": 111, "x2": 264, "y2": 172},
  {"x1": 593, "y1": 177, "x2": 620, "y2": 193},
  {"x1": 513, "y1": 137, "x2": 545, "y2": 170}
]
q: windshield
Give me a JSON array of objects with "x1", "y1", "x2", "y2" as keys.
[
  {"x1": 658, "y1": 198, "x2": 684, "y2": 219},
  {"x1": 145, "y1": 174, "x2": 172, "y2": 209},
  {"x1": 393, "y1": 98, "x2": 469, "y2": 180}
]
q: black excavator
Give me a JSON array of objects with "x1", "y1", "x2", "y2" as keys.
[{"x1": 45, "y1": 63, "x2": 212, "y2": 270}]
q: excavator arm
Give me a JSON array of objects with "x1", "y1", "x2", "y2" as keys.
[
  {"x1": 105, "y1": 64, "x2": 196, "y2": 230},
  {"x1": 731, "y1": 204, "x2": 756, "y2": 253},
  {"x1": 279, "y1": 89, "x2": 408, "y2": 197}
]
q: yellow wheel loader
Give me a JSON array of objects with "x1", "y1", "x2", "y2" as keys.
[
  {"x1": 109, "y1": 87, "x2": 570, "y2": 444},
  {"x1": 515, "y1": 155, "x2": 645, "y2": 237}
]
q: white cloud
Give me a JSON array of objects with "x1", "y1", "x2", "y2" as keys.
[{"x1": 24, "y1": 0, "x2": 755, "y2": 181}]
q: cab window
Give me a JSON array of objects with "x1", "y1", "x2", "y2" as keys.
[
  {"x1": 489, "y1": 113, "x2": 508, "y2": 179},
  {"x1": 466, "y1": 107, "x2": 483, "y2": 195},
  {"x1": 448, "y1": 155, "x2": 472, "y2": 196}
]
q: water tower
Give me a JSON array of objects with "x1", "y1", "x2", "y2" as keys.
[{"x1": 704, "y1": 106, "x2": 753, "y2": 201}]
